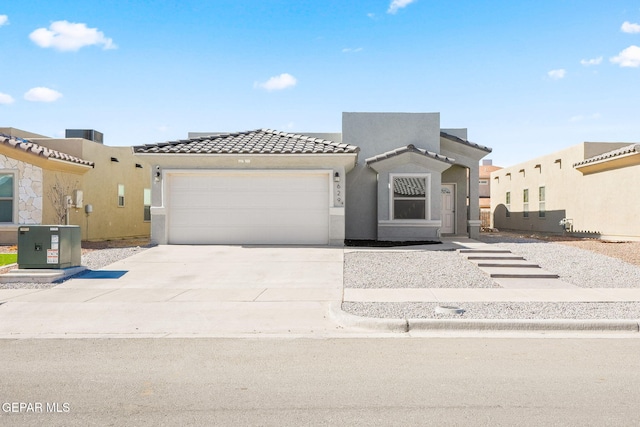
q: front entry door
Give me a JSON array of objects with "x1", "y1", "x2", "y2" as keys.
[{"x1": 441, "y1": 184, "x2": 455, "y2": 234}]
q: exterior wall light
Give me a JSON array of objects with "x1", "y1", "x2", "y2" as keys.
[
  {"x1": 154, "y1": 166, "x2": 162, "y2": 182},
  {"x1": 334, "y1": 172, "x2": 340, "y2": 182}
]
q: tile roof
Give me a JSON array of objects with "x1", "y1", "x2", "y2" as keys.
[
  {"x1": 440, "y1": 131, "x2": 492, "y2": 153},
  {"x1": 133, "y1": 129, "x2": 359, "y2": 155},
  {"x1": 365, "y1": 144, "x2": 455, "y2": 165},
  {"x1": 573, "y1": 144, "x2": 640, "y2": 167},
  {"x1": 0, "y1": 134, "x2": 95, "y2": 168}
]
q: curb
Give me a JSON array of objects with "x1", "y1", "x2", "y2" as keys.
[{"x1": 329, "y1": 303, "x2": 640, "y2": 333}]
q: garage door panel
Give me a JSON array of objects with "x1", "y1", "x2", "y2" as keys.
[{"x1": 167, "y1": 172, "x2": 330, "y2": 244}]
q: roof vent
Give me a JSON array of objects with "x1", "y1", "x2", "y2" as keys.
[{"x1": 65, "y1": 129, "x2": 104, "y2": 144}]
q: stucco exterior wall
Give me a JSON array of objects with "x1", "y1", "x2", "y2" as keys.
[
  {"x1": 32, "y1": 138, "x2": 151, "y2": 241},
  {"x1": 491, "y1": 142, "x2": 640, "y2": 239},
  {"x1": 343, "y1": 112, "x2": 441, "y2": 240}
]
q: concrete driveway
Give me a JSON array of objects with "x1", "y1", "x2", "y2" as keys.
[{"x1": 0, "y1": 245, "x2": 349, "y2": 337}]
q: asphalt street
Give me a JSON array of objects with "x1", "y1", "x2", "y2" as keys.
[{"x1": 1, "y1": 337, "x2": 639, "y2": 426}]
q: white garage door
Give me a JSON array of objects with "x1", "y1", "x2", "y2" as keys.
[{"x1": 167, "y1": 171, "x2": 330, "y2": 244}]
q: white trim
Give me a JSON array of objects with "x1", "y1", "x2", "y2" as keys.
[
  {"x1": 0, "y1": 170, "x2": 18, "y2": 224},
  {"x1": 329, "y1": 207, "x2": 345, "y2": 215},
  {"x1": 468, "y1": 220, "x2": 482, "y2": 226},
  {"x1": 389, "y1": 173, "x2": 432, "y2": 221},
  {"x1": 379, "y1": 220, "x2": 441, "y2": 227}
]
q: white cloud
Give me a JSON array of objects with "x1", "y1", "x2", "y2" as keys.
[
  {"x1": 610, "y1": 45, "x2": 640, "y2": 67},
  {"x1": 621, "y1": 21, "x2": 640, "y2": 34},
  {"x1": 580, "y1": 57, "x2": 602, "y2": 66},
  {"x1": 29, "y1": 20, "x2": 116, "y2": 51},
  {"x1": 0, "y1": 92, "x2": 14, "y2": 104},
  {"x1": 24, "y1": 87, "x2": 63, "y2": 102},
  {"x1": 254, "y1": 73, "x2": 297, "y2": 91},
  {"x1": 387, "y1": 0, "x2": 416, "y2": 14},
  {"x1": 547, "y1": 69, "x2": 566, "y2": 80},
  {"x1": 0, "y1": 15, "x2": 8, "y2": 27},
  {"x1": 342, "y1": 47, "x2": 363, "y2": 53}
]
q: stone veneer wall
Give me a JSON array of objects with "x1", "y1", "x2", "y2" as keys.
[{"x1": 0, "y1": 154, "x2": 43, "y2": 224}]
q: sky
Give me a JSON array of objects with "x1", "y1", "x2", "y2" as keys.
[{"x1": 1, "y1": 0, "x2": 639, "y2": 166}]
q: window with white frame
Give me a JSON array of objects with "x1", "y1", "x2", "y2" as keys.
[
  {"x1": 118, "y1": 184, "x2": 125, "y2": 207},
  {"x1": 0, "y1": 173, "x2": 14, "y2": 223},
  {"x1": 143, "y1": 188, "x2": 151, "y2": 221},
  {"x1": 391, "y1": 175, "x2": 430, "y2": 220},
  {"x1": 523, "y1": 188, "x2": 529, "y2": 218},
  {"x1": 538, "y1": 186, "x2": 545, "y2": 218}
]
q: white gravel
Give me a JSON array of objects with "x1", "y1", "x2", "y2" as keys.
[
  {"x1": 478, "y1": 236, "x2": 640, "y2": 288},
  {"x1": 343, "y1": 235, "x2": 640, "y2": 320},
  {"x1": 344, "y1": 251, "x2": 498, "y2": 288},
  {"x1": 342, "y1": 302, "x2": 640, "y2": 319},
  {"x1": 0, "y1": 246, "x2": 152, "y2": 289}
]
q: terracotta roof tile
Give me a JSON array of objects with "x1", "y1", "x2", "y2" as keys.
[
  {"x1": 573, "y1": 144, "x2": 640, "y2": 167},
  {"x1": 133, "y1": 129, "x2": 360, "y2": 155},
  {"x1": 0, "y1": 134, "x2": 95, "y2": 168}
]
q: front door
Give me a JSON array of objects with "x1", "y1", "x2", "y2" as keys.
[{"x1": 441, "y1": 184, "x2": 455, "y2": 234}]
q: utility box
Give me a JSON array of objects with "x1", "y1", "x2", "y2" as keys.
[{"x1": 17, "y1": 225, "x2": 82, "y2": 269}]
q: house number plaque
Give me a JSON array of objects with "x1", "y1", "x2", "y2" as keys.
[{"x1": 334, "y1": 182, "x2": 344, "y2": 206}]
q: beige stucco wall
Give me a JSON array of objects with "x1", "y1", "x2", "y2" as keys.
[
  {"x1": 491, "y1": 142, "x2": 640, "y2": 239},
  {"x1": 32, "y1": 138, "x2": 151, "y2": 241}
]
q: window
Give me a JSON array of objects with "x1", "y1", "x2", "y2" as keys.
[
  {"x1": 505, "y1": 191, "x2": 511, "y2": 218},
  {"x1": 118, "y1": 184, "x2": 125, "y2": 207},
  {"x1": 523, "y1": 189, "x2": 529, "y2": 218},
  {"x1": 0, "y1": 173, "x2": 14, "y2": 223},
  {"x1": 391, "y1": 175, "x2": 429, "y2": 220},
  {"x1": 143, "y1": 188, "x2": 151, "y2": 221},
  {"x1": 538, "y1": 186, "x2": 546, "y2": 218}
]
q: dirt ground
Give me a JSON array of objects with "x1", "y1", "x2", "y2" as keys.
[{"x1": 483, "y1": 231, "x2": 640, "y2": 268}]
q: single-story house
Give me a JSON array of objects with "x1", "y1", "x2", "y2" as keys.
[
  {"x1": 134, "y1": 112, "x2": 491, "y2": 245},
  {"x1": 0, "y1": 128, "x2": 151, "y2": 244},
  {"x1": 491, "y1": 141, "x2": 640, "y2": 240}
]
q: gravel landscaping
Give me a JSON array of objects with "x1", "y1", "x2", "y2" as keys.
[
  {"x1": 344, "y1": 251, "x2": 498, "y2": 289},
  {"x1": 343, "y1": 232, "x2": 640, "y2": 320},
  {"x1": 342, "y1": 302, "x2": 640, "y2": 320}
]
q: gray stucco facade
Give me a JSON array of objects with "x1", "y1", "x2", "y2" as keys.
[{"x1": 341, "y1": 112, "x2": 490, "y2": 241}]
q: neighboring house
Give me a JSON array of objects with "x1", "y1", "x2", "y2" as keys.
[
  {"x1": 0, "y1": 128, "x2": 151, "y2": 244},
  {"x1": 134, "y1": 112, "x2": 492, "y2": 245},
  {"x1": 479, "y1": 159, "x2": 502, "y2": 228},
  {"x1": 491, "y1": 142, "x2": 640, "y2": 240}
]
